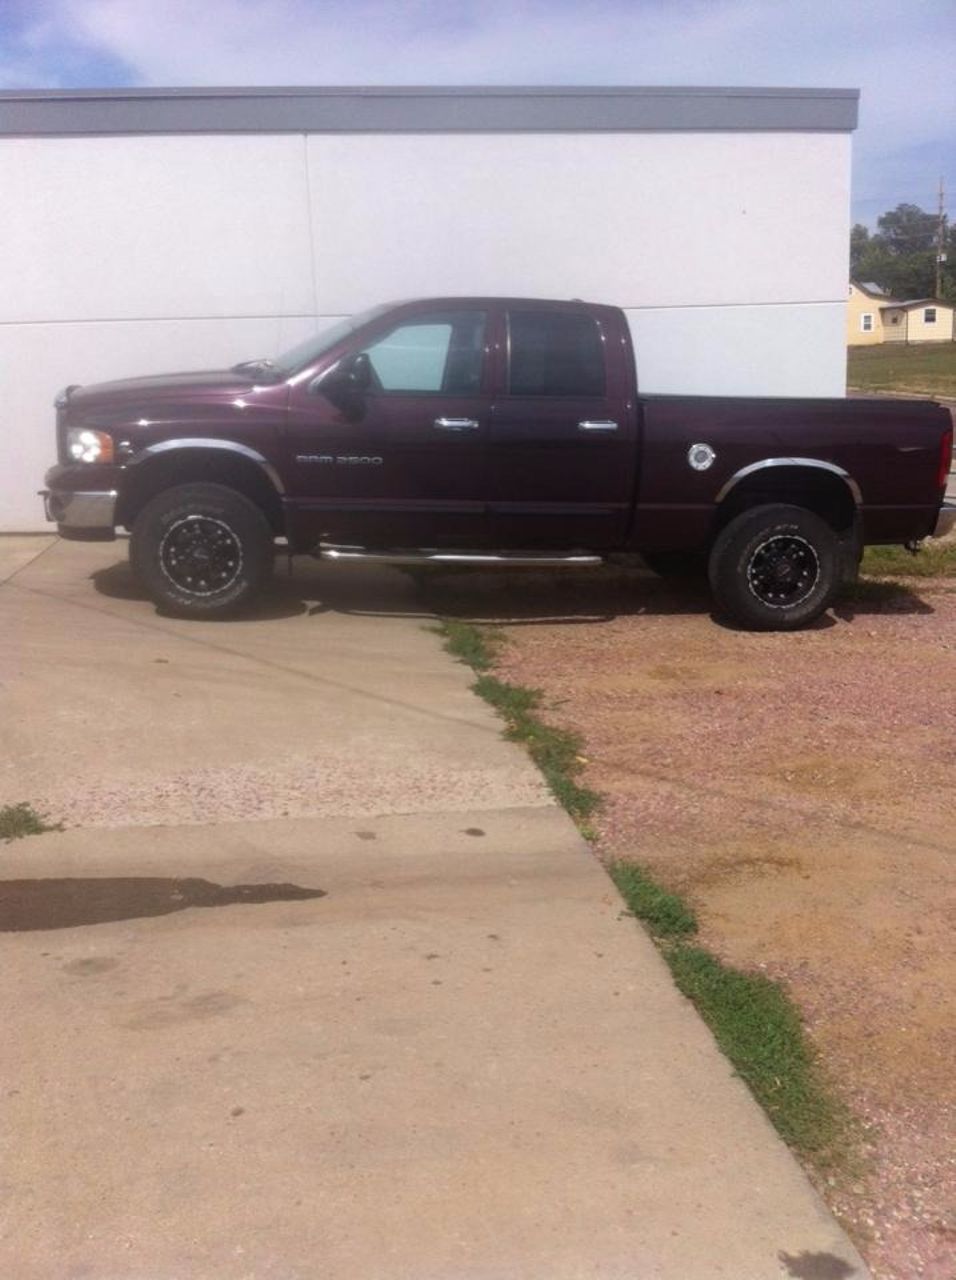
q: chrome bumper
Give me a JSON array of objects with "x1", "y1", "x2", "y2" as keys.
[
  {"x1": 41, "y1": 488, "x2": 117, "y2": 539},
  {"x1": 933, "y1": 503, "x2": 956, "y2": 539}
]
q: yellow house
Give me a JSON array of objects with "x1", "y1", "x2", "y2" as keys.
[
  {"x1": 847, "y1": 281, "x2": 894, "y2": 345},
  {"x1": 880, "y1": 298, "x2": 956, "y2": 343}
]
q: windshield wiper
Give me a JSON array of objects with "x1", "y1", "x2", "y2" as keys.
[{"x1": 231, "y1": 358, "x2": 283, "y2": 378}]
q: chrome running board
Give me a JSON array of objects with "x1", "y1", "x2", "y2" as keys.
[{"x1": 318, "y1": 544, "x2": 604, "y2": 567}]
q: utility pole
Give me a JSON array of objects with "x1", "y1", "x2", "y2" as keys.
[{"x1": 935, "y1": 176, "x2": 946, "y2": 299}]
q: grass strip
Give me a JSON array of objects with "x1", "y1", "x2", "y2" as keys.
[
  {"x1": 0, "y1": 802, "x2": 63, "y2": 842},
  {"x1": 437, "y1": 618, "x2": 502, "y2": 670},
  {"x1": 609, "y1": 861, "x2": 697, "y2": 939},
  {"x1": 474, "y1": 674, "x2": 600, "y2": 825},
  {"x1": 847, "y1": 343, "x2": 956, "y2": 398},
  {"x1": 435, "y1": 620, "x2": 600, "y2": 829},
  {"x1": 434, "y1": 616, "x2": 850, "y2": 1172},
  {"x1": 861, "y1": 542, "x2": 956, "y2": 578},
  {"x1": 666, "y1": 946, "x2": 847, "y2": 1161},
  {"x1": 609, "y1": 856, "x2": 848, "y2": 1167}
]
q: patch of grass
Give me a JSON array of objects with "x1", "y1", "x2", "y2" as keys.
[
  {"x1": 609, "y1": 860, "x2": 698, "y2": 939},
  {"x1": 861, "y1": 542, "x2": 956, "y2": 578},
  {"x1": 0, "y1": 802, "x2": 62, "y2": 842},
  {"x1": 666, "y1": 946, "x2": 847, "y2": 1162},
  {"x1": 474, "y1": 674, "x2": 601, "y2": 824},
  {"x1": 847, "y1": 342, "x2": 956, "y2": 397},
  {"x1": 436, "y1": 619, "x2": 600, "y2": 827},
  {"x1": 609, "y1": 858, "x2": 848, "y2": 1167},
  {"x1": 434, "y1": 619, "x2": 503, "y2": 671}
]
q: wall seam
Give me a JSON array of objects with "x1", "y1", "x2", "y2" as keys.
[{"x1": 302, "y1": 132, "x2": 320, "y2": 323}]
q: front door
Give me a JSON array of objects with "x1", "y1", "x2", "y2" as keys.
[
  {"x1": 285, "y1": 307, "x2": 491, "y2": 549},
  {"x1": 488, "y1": 306, "x2": 638, "y2": 549}
]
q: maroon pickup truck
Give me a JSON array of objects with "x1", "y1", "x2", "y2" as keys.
[{"x1": 43, "y1": 297, "x2": 954, "y2": 630}]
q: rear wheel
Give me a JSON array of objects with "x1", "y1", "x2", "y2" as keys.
[
  {"x1": 708, "y1": 504, "x2": 841, "y2": 631},
  {"x1": 130, "y1": 482, "x2": 273, "y2": 618}
]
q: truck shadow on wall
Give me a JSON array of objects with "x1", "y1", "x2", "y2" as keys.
[{"x1": 90, "y1": 559, "x2": 934, "y2": 630}]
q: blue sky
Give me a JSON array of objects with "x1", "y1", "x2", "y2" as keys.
[{"x1": 1, "y1": 0, "x2": 953, "y2": 227}]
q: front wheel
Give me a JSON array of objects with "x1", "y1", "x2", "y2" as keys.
[
  {"x1": 130, "y1": 483, "x2": 273, "y2": 618},
  {"x1": 708, "y1": 504, "x2": 841, "y2": 631}
]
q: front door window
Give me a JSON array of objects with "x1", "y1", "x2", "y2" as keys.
[{"x1": 361, "y1": 312, "x2": 487, "y2": 395}]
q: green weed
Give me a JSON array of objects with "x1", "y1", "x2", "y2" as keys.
[{"x1": 0, "y1": 802, "x2": 62, "y2": 842}]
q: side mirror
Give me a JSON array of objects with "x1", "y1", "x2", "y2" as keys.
[
  {"x1": 310, "y1": 351, "x2": 372, "y2": 397},
  {"x1": 349, "y1": 352, "x2": 373, "y2": 390}
]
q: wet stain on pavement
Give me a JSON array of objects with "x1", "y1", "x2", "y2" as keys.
[
  {"x1": 61, "y1": 956, "x2": 121, "y2": 977},
  {"x1": 778, "y1": 1250, "x2": 857, "y2": 1279},
  {"x1": 463, "y1": 828, "x2": 485, "y2": 837},
  {"x1": 120, "y1": 989, "x2": 247, "y2": 1030},
  {"x1": 0, "y1": 878, "x2": 326, "y2": 932}
]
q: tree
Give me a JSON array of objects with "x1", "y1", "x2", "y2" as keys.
[{"x1": 849, "y1": 203, "x2": 954, "y2": 302}]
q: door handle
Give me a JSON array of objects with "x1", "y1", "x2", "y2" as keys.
[
  {"x1": 434, "y1": 417, "x2": 480, "y2": 432},
  {"x1": 578, "y1": 420, "x2": 619, "y2": 432}
]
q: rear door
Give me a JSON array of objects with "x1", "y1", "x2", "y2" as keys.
[{"x1": 488, "y1": 305, "x2": 637, "y2": 548}]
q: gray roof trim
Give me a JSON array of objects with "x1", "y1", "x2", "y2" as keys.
[{"x1": 0, "y1": 85, "x2": 859, "y2": 137}]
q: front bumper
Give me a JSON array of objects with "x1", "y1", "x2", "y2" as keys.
[
  {"x1": 933, "y1": 503, "x2": 956, "y2": 539},
  {"x1": 40, "y1": 487, "x2": 117, "y2": 541}
]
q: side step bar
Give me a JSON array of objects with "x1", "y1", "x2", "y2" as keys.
[{"x1": 318, "y1": 544, "x2": 604, "y2": 568}]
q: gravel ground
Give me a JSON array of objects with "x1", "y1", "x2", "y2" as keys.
[{"x1": 423, "y1": 562, "x2": 956, "y2": 1280}]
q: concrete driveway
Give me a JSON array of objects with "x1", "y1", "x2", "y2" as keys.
[{"x1": 0, "y1": 538, "x2": 868, "y2": 1279}]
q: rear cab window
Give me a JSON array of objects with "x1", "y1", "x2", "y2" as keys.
[{"x1": 506, "y1": 310, "x2": 607, "y2": 397}]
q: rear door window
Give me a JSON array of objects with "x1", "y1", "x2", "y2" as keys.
[{"x1": 507, "y1": 311, "x2": 606, "y2": 397}]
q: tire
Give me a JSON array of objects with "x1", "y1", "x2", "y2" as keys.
[
  {"x1": 708, "y1": 504, "x2": 841, "y2": 631},
  {"x1": 130, "y1": 483, "x2": 273, "y2": 618},
  {"x1": 641, "y1": 550, "x2": 707, "y2": 579}
]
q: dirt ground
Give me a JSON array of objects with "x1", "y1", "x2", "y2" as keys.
[{"x1": 424, "y1": 563, "x2": 956, "y2": 1280}]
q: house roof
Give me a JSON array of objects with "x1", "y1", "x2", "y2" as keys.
[
  {"x1": 857, "y1": 281, "x2": 890, "y2": 296},
  {"x1": 879, "y1": 298, "x2": 951, "y2": 311}
]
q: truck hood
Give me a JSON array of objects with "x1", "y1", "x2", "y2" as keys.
[{"x1": 67, "y1": 369, "x2": 263, "y2": 409}]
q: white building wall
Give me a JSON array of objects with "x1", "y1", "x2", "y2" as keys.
[{"x1": 0, "y1": 127, "x2": 851, "y2": 531}]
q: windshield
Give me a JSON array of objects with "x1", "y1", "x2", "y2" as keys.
[{"x1": 272, "y1": 304, "x2": 394, "y2": 375}]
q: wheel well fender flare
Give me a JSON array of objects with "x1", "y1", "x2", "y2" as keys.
[
  {"x1": 127, "y1": 438, "x2": 285, "y2": 496},
  {"x1": 714, "y1": 457, "x2": 862, "y2": 507},
  {"x1": 118, "y1": 439, "x2": 285, "y2": 532}
]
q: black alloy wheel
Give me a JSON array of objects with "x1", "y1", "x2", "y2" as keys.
[
  {"x1": 746, "y1": 534, "x2": 819, "y2": 609},
  {"x1": 159, "y1": 514, "x2": 244, "y2": 598},
  {"x1": 708, "y1": 504, "x2": 841, "y2": 631},
  {"x1": 130, "y1": 483, "x2": 273, "y2": 618}
]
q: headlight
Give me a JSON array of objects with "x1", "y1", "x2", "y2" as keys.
[{"x1": 66, "y1": 428, "x2": 114, "y2": 464}]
